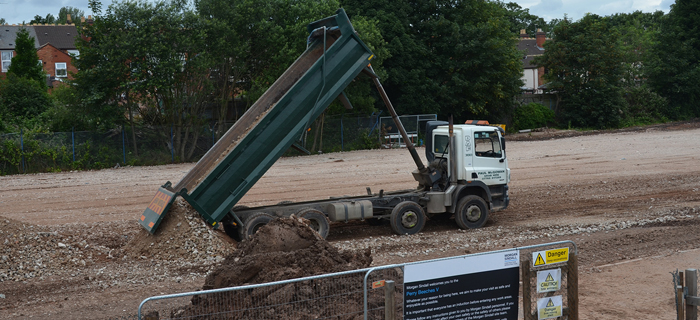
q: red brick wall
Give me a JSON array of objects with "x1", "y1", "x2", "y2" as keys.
[{"x1": 37, "y1": 45, "x2": 77, "y2": 80}]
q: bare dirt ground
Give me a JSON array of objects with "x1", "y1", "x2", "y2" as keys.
[{"x1": 1, "y1": 120, "x2": 700, "y2": 319}]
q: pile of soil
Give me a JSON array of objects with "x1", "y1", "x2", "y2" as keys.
[
  {"x1": 203, "y1": 216, "x2": 372, "y2": 289},
  {"x1": 124, "y1": 198, "x2": 236, "y2": 264},
  {"x1": 168, "y1": 217, "x2": 372, "y2": 320}
]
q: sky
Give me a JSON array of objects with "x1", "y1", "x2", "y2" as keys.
[{"x1": 0, "y1": 0, "x2": 677, "y2": 25}]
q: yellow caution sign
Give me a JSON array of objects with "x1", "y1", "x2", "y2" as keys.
[
  {"x1": 537, "y1": 296, "x2": 562, "y2": 319},
  {"x1": 532, "y1": 247, "x2": 569, "y2": 267},
  {"x1": 534, "y1": 253, "x2": 546, "y2": 266},
  {"x1": 537, "y1": 268, "x2": 561, "y2": 293}
]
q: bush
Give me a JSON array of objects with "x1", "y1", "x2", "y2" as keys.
[
  {"x1": 622, "y1": 86, "x2": 668, "y2": 126},
  {"x1": 512, "y1": 103, "x2": 555, "y2": 131}
]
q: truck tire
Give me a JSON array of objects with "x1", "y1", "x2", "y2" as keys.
[
  {"x1": 390, "y1": 201, "x2": 426, "y2": 235},
  {"x1": 455, "y1": 195, "x2": 488, "y2": 229},
  {"x1": 242, "y1": 212, "x2": 274, "y2": 240},
  {"x1": 296, "y1": 208, "x2": 330, "y2": 239}
]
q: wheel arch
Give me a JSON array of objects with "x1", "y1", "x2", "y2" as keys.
[{"x1": 451, "y1": 182, "x2": 492, "y2": 212}]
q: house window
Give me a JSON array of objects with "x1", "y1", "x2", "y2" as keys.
[
  {"x1": 55, "y1": 62, "x2": 67, "y2": 77},
  {"x1": 1, "y1": 51, "x2": 12, "y2": 73}
]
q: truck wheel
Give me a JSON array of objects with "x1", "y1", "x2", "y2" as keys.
[
  {"x1": 455, "y1": 195, "x2": 489, "y2": 229},
  {"x1": 390, "y1": 201, "x2": 426, "y2": 235},
  {"x1": 242, "y1": 212, "x2": 274, "y2": 240},
  {"x1": 296, "y1": 208, "x2": 330, "y2": 239}
]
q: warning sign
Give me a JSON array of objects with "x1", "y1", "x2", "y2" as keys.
[
  {"x1": 537, "y1": 295, "x2": 562, "y2": 319},
  {"x1": 532, "y1": 247, "x2": 569, "y2": 267},
  {"x1": 537, "y1": 268, "x2": 561, "y2": 293}
]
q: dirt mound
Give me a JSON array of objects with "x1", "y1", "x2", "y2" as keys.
[
  {"x1": 203, "y1": 217, "x2": 372, "y2": 289},
  {"x1": 168, "y1": 217, "x2": 372, "y2": 319},
  {"x1": 124, "y1": 198, "x2": 236, "y2": 263}
]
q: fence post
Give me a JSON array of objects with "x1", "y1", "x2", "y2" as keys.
[
  {"x1": 20, "y1": 128, "x2": 25, "y2": 173},
  {"x1": 567, "y1": 253, "x2": 579, "y2": 320},
  {"x1": 71, "y1": 127, "x2": 75, "y2": 163},
  {"x1": 122, "y1": 127, "x2": 126, "y2": 165},
  {"x1": 521, "y1": 258, "x2": 533, "y2": 320},
  {"x1": 384, "y1": 280, "x2": 395, "y2": 320},
  {"x1": 687, "y1": 269, "x2": 698, "y2": 320},
  {"x1": 170, "y1": 124, "x2": 174, "y2": 163}
]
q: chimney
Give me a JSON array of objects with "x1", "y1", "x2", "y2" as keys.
[
  {"x1": 536, "y1": 28, "x2": 546, "y2": 47},
  {"x1": 519, "y1": 29, "x2": 528, "y2": 39},
  {"x1": 67, "y1": 14, "x2": 72, "y2": 24}
]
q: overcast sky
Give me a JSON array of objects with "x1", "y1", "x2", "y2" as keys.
[{"x1": 0, "y1": 0, "x2": 676, "y2": 25}]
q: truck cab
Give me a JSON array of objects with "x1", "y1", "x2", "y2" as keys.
[{"x1": 423, "y1": 121, "x2": 510, "y2": 227}]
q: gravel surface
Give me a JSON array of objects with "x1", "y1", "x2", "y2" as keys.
[{"x1": 1, "y1": 120, "x2": 699, "y2": 319}]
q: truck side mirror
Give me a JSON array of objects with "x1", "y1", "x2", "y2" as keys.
[{"x1": 501, "y1": 137, "x2": 506, "y2": 151}]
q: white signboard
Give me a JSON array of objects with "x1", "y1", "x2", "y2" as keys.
[
  {"x1": 537, "y1": 295, "x2": 563, "y2": 320},
  {"x1": 537, "y1": 268, "x2": 561, "y2": 293}
]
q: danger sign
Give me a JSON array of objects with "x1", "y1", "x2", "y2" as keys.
[
  {"x1": 532, "y1": 247, "x2": 569, "y2": 267},
  {"x1": 537, "y1": 268, "x2": 561, "y2": 293},
  {"x1": 537, "y1": 295, "x2": 562, "y2": 319}
]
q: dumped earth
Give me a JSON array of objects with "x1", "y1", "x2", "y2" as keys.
[
  {"x1": 1, "y1": 121, "x2": 700, "y2": 319},
  {"x1": 164, "y1": 217, "x2": 373, "y2": 320}
]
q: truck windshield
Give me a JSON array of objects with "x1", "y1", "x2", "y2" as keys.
[
  {"x1": 474, "y1": 131, "x2": 502, "y2": 158},
  {"x1": 434, "y1": 135, "x2": 450, "y2": 155}
]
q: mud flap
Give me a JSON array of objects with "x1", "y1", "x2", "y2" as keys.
[{"x1": 139, "y1": 186, "x2": 177, "y2": 234}]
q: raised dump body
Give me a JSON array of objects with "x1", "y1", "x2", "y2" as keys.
[{"x1": 139, "y1": 9, "x2": 374, "y2": 233}]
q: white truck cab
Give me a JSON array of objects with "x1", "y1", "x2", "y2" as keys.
[{"x1": 423, "y1": 121, "x2": 510, "y2": 226}]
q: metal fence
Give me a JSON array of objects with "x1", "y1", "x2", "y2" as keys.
[
  {"x1": 674, "y1": 268, "x2": 699, "y2": 320},
  {"x1": 137, "y1": 241, "x2": 577, "y2": 320},
  {"x1": 0, "y1": 114, "x2": 438, "y2": 175}
]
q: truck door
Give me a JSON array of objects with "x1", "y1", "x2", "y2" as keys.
[{"x1": 471, "y1": 130, "x2": 507, "y2": 185}]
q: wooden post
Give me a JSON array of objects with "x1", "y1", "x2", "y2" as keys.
[
  {"x1": 679, "y1": 285, "x2": 687, "y2": 320},
  {"x1": 567, "y1": 253, "x2": 579, "y2": 320},
  {"x1": 522, "y1": 259, "x2": 533, "y2": 320},
  {"x1": 687, "y1": 269, "x2": 697, "y2": 320},
  {"x1": 384, "y1": 280, "x2": 396, "y2": 320}
]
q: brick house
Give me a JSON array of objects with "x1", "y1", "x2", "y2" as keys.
[
  {"x1": 517, "y1": 29, "x2": 549, "y2": 94},
  {"x1": 0, "y1": 24, "x2": 79, "y2": 86}
]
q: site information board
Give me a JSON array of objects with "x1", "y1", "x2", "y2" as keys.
[{"x1": 404, "y1": 250, "x2": 520, "y2": 320}]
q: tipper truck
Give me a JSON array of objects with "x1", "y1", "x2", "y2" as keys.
[{"x1": 139, "y1": 9, "x2": 510, "y2": 240}]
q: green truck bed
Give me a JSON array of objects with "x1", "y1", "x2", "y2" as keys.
[{"x1": 139, "y1": 9, "x2": 374, "y2": 233}]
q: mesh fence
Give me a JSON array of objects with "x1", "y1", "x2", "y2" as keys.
[
  {"x1": 137, "y1": 241, "x2": 577, "y2": 320},
  {"x1": 0, "y1": 114, "x2": 437, "y2": 175}
]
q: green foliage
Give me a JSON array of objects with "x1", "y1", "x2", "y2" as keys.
[
  {"x1": 535, "y1": 14, "x2": 627, "y2": 129},
  {"x1": 7, "y1": 28, "x2": 45, "y2": 86},
  {"x1": 647, "y1": 0, "x2": 700, "y2": 119},
  {"x1": 30, "y1": 14, "x2": 56, "y2": 25},
  {"x1": 512, "y1": 103, "x2": 554, "y2": 131},
  {"x1": 0, "y1": 74, "x2": 52, "y2": 130},
  {"x1": 501, "y1": 2, "x2": 549, "y2": 37},
  {"x1": 621, "y1": 85, "x2": 668, "y2": 126},
  {"x1": 58, "y1": 6, "x2": 85, "y2": 24},
  {"x1": 342, "y1": 0, "x2": 523, "y2": 122}
]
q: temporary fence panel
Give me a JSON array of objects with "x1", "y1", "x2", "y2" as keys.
[{"x1": 138, "y1": 241, "x2": 577, "y2": 320}]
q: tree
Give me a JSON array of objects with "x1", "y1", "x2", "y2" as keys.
[
  {"x1": 342, "y1": 0, "x2": 523, "y2": 122},
  {"x1": 501, "y1": 2, "x2": 548, "y2": 37},
  {"x1": 647, "y1": 0, "x2": 700, "y2": 118},
  {"x1": 7, "y1": 28, "x2": 45, "y2": 86},
  {"x1": 30, "y1": 14, "x2": 56, "y2": 25},
  {"x1": 0, "y1": 74, "x2": 52, "y2": 129},
  {"x1": 0, "y1": 18, "x2": 6, "y2": 25},
  {"x1": 535, "y1": 14, "x2": 627, "y2": 128},
  {"x1": 195, "y1": 0, "x2": 340, "y2": 130},
  {"x1": 58, "y1": 6, "x2": 85, "y2": 24},
  {"x1": 75, "y1": 0, "x2": 215, "y2": 160}
]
